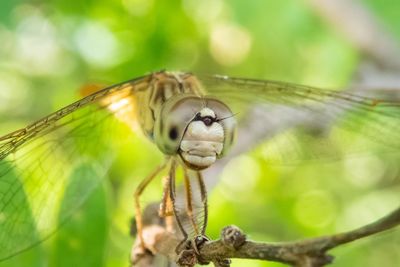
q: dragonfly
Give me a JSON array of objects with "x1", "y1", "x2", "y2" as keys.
[{"x1": 1, "y1": 70, "x2": 400, "y2": 263}]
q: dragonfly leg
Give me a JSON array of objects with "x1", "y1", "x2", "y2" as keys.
[
  {"x1": 134, "y1": 161, "x2": 168, "y2": 249},
  {"x1": 183, "y1": 168, "x2": 200, "y2": 235},
  {"x1": 195, "y1": 171, "x2": 208, "y2": 236},
  {"x1": 159, "y1": 175, "x2": 175, "y2": 232},
  {"x1": 159, "y1": 175, "x2": 174, "y2": 217},
  {"x1": 168, "y1": 161, "x2": 189, "y2": 254},
  {"x1": 182, "y1": 171, "x2": 210, "y2": 256}
]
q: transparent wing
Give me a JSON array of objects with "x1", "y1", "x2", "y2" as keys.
[
  {"x1": 198, "y1": 74, "x2": 400, "y2": 163},
  {"x1": 0, "y1": 74, "x2": 152, "y2": 260}
]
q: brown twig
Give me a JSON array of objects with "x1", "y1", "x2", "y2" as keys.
[
  {"x1": 200, "y1": 206, "x2": 400, "y2": 266},
  {"x1": 131, "y1": 205, "x2": 400, "y2": 267}
]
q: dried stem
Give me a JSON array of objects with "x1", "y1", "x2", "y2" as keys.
[{"x1": 132, "y1": 206, "x2": 400, "y2": 267}]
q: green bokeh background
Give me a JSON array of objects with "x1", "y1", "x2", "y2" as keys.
[{"x1": 0, "y1": 0, "x2": 399, "y2": 266}]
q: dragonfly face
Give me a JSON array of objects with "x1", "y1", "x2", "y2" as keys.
[
  {"x1": 134, "y1": 71, "x2": 236, "y2": 170},
  {"x1": 154, "y1": 93, "x2": 236, "y2": 170}
]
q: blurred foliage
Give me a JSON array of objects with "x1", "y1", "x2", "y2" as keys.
[{"x1": 0, "y1": 0, "x2": 399, "y2": 266}]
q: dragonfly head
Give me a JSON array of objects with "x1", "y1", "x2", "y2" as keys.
[{"x1": 154, "y1": 94, "x2": 236, "y2": 170}]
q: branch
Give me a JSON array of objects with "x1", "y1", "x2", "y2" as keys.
[{"x1": 131, "y1": 205, "x2": 400, "y2": 267}]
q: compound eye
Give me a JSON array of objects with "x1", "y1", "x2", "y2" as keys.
[
  {"x1": 205, "y1": 98, "x2": 237, "y2": 157},
  {"x1": 154, "y1": 95, "x2": 203, "y2": 155}
]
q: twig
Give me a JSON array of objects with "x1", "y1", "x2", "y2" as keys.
[
  {"x1": 201, "y1": 206, "x2": 400, "y2": 266},
  {"x1": 132, "y1": 205, "x2": 400, "y2": 267}
]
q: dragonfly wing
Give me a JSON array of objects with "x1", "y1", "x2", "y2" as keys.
[
  {"x1": 198, "y1": 74, "x2": 400, "y2": 163},
  {"x1": 0, "y1": 75, "x2": 151, "y2": 260}
]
